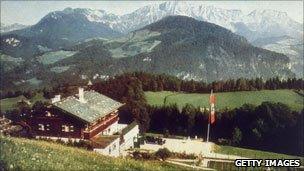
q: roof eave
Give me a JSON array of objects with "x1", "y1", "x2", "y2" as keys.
[{"x1": 90, "y1": 103, "x2": 125, "y2": 123}]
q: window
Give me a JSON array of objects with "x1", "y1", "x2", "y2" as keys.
[
  {"x1": 69, "y1": 125, "x2": 74, "y2": 132},
  {"x1": 46, "y1": 124, "x2": 51, "y2": 131},
  {"x1": 38, "y1": 124, "x2": 44, "y2": 131},
  {"x1": 62, "y1": 125, "x2": 74, "y2": 132}
]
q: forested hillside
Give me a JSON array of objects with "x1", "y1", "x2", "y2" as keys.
[{"x1": 1, "y1": 16, "x2": 295, "y2": 91}]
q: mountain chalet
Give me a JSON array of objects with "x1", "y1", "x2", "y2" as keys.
[{"x1": 28, "y1": 88, "x2": 139, "y2": 157}]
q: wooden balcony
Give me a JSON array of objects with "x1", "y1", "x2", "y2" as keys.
[{"x1": 83, "y1": 114, "x2": 118, "y2": 139}]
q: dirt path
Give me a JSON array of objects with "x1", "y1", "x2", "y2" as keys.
[
  {"x1": 141, "y1": 138, "x2": 249, "y2": 159},
  {"x1": 163, "y1": 93, "x2": 178, "y2": 105}
]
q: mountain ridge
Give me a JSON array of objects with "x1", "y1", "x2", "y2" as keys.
[
  {"x1": 2, "y1": 15, "x2": 294, "y2": 91},
  {"x1": 0, "y1": 12, "x2": 298, "y2": 90},
  {"x1": 56, "y1": 2, "x2": 301, "y2": 41},
  {"x1": 0, "y1": 23, "x2": 28, "y2": 33}
]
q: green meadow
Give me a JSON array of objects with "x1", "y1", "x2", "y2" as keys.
[
  {"x1": 0, "y1": 93, "x2": 47, "y2": 112},
  {"x1": 145, "y1": 90, "x2": 303, "y2": 111}
]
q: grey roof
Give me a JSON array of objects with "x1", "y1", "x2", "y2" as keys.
[{"x1": 53, "y1": 90, "x2": 123, "y2": 123}]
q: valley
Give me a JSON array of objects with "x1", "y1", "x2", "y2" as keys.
[
  {"x1": 1, "y1": 15, "x2": 297, "y2": 92},
  {"x1": 1, "y1": 2, "x2": 303, "y2": 93}
]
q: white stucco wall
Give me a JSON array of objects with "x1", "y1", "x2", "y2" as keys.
[
  {"x1": 93, "y1": 123, "x2": 139, "y2": 157},
  {"x1": 93, "y1": 137, "x2": 120, "y2": 157},
  {"x1": 101, "y1": 121, "x2": 119, "y2": 135},
  {"x1": 120, "y1": 125, "x2": 139, "y2": 151},
  {"x1": 117, "y1": 123, "x2": 128, "y2": 131}
]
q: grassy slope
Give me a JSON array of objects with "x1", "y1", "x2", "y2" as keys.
[
  {"x1": 214, "y1": 145, "x2": 304, "y2": 162},
  {"x1": 0, "y1": 93, "x2": 47, "y2": 112},
  {"x1": 0, "y1": 96, "x2": 26, "y2": 111},
  {"x1": 0, "y1": 136, "x2": 190, "y2": 171},
  {"x1": 145, "y1": 90, "x2": 303, "y2": 111},
  {"x1": 37, "y1": 50, "x2": 76, "y2": 65}
]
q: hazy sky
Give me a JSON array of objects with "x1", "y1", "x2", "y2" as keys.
[{"x1": 1, "y1": 1, "x2": 303, "y2": 25}]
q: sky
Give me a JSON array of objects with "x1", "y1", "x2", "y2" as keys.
[{"x1": 1, "y1": 1, "x2": 303, "y2": 25}]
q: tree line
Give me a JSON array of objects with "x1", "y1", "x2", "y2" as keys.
[
  {"x1": 91, "y1": 72, "x2": 303, "y2": 156},
  {"x1": 148, "y1": 102, "x2": 303, "y2": 156},
  {"x1": 1, "y1": 72, "x2": 303, "y2": 156},
  {"x1": 4, "y1": 94, "x2": 303, "y2": 156},
  {"x1": 1, "y1": 72, "x2": 302, "y2": 99},
  {"x1": 129, "y1": 72, "x2": 303, "y2": 93}
]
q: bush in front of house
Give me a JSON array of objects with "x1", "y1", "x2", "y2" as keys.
[
  {"x1": 132, "y1": 150, "x2": 157, "y2": 160},
  {"x1": 131, "y1": 148, "x2": 172, "y2": 161},
  {"x1": 155, "y1": 148, "x2": 171, "y2": 161},
  {"x1": 171, "y1": 152, "x2": 196, "y2": 159},
  {"x1": 131, "y1": 149, "x2": 198, "y2": 161}
]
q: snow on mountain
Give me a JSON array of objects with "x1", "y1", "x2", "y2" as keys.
[
  {"x1": 53, "y1": 7, "x2": 120, "y2": 30},
  {"x1": 253, "y1": 36, "x2": 303, "y2": 77},
  {"x1": 242, "y1": 9, "x2": 303, "y2": 39},
  {"x1": 124, "y1": 2, "x2": 302, "y2": 41},
  {"x1": 0, "y1": 23, "x2": 28, "y2": 33},
  {"x1": 117, "y1": 1, "x2": 244, "y2": 33},
  {"x1": 57, "y1": 1, "x2": 301, "y2": 42},
  {"x1": 2, "y1": 2, "x2": 302, "y2": 41},
  {"x1": 69, "y1": 1, "x2": 301, "y2": 76},
  {"x1": 259, "y1": 37, "x2": 300, "y2": 56},
  {"x1": 51, "y1": 2, "x2": 301, "y2": 77},
  {"x1": 1, "y1": 2, "x2": 303, "y2": 76}
]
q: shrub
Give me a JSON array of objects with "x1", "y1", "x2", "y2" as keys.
[
  {"x1": 217, "y1": 138, "x2": 231, "y2": 145},
  {"x1": 155, "y1": 148, "x2": 171, "y2": 160},
  {"x1": 132, "y1": 150, "x2": 142, "y2": 160},
  {"x1": 232, "y1": 127, "x2": 242, "y2": 146},
  {"x1": 171, "y1": 152, "x2": 196, "y2": 159},
  {"x1": 131, "y1": 150, "x2": 157, "y2": 160},
  {"x1": 141, "y1": 152, "x2": 156, "y2": 160}
]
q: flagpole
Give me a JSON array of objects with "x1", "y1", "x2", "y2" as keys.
[
  {"x1": 206, "y1": 118, "x2": 210, "y2": 142},
  {"x1": 206, "y1": 89, "x2": 213, "y2": 143}
]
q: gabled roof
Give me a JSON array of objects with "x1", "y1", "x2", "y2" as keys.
[{"x1": 53, "y1": 90, "x2": 123, "y2": 123}]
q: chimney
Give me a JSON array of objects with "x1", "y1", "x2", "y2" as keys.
[
  {"x1": 78, "y1": 87, "x2": 86, "y2": 103},
  {"x1": 51, "y1": 95, "x2": 61, "y2": 103}
]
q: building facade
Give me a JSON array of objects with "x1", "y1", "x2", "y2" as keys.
[{"x1": 27, "y1": 88, "x2": 139, "y2": 156}]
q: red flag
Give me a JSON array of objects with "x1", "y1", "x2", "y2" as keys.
[
  {"x1": 209, "y1": 93, "x2": 216, "y2": 124},
  {"x1": 209, "y1": 94, "x2": 216, "y2": 104},
  {"x1": 210, "y1": 103, "x2": 215, "y2": 124}
]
